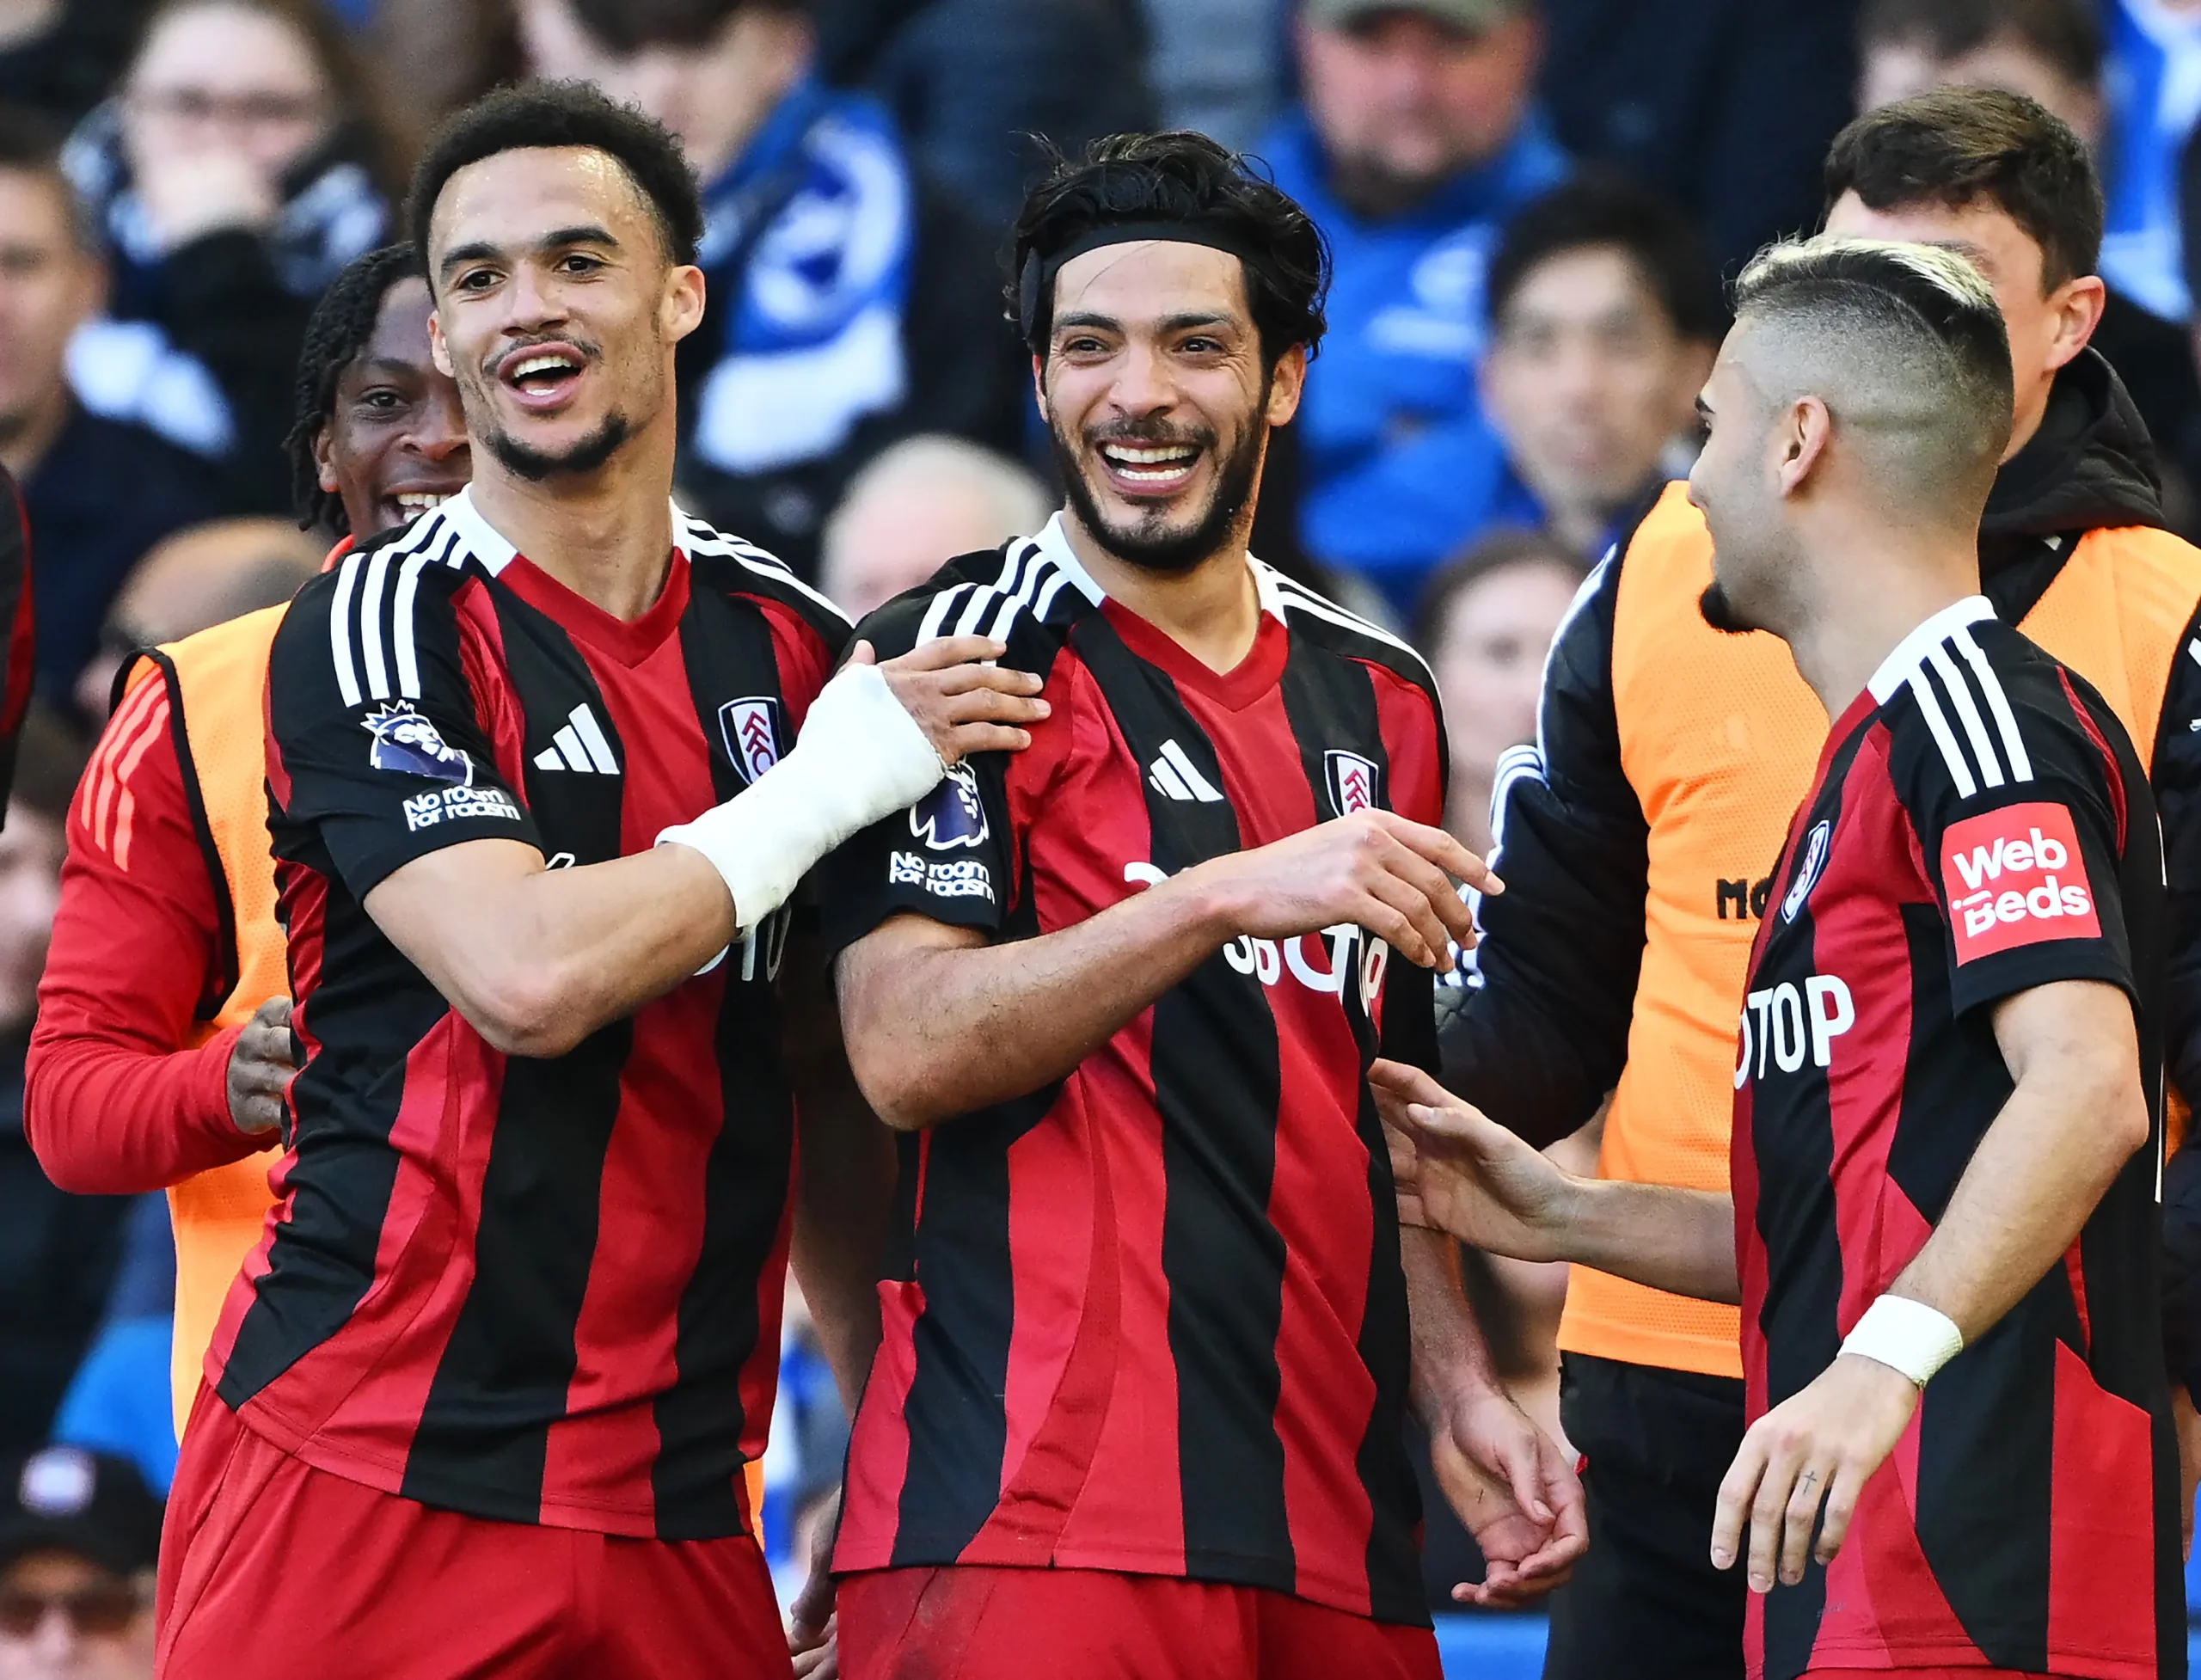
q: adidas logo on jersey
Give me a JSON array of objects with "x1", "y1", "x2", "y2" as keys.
[
  {"x1": 1149, "y1": 739, "x2": 1223, "y2": 803},
  {"x1": 531, "y1": 704, "x2": 620, "y2": 775}
]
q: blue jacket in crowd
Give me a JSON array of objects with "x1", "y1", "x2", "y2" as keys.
[{"x1": 1260, "y1": 107, "x2": 1568, "y2": 611}]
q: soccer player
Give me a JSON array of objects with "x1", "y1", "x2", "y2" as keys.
[
  {"x1": 1437, "y1": 87, "x2": 2201, "y2": 1680},
  {"x1": 1386, "y1": 236, "x2": 2176, "y2": 1680},
  {"x1": 151, "y1": 83, "x2": 1045, "y2": 1680},
  {"x1": 818, "y1": 132, "x2": 1585, "y2": 1680},
  {"x1": 25, "y1": 241, "x2": 469, "y2": 1441}
]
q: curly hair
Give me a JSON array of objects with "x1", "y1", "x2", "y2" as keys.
[
  {"x1": 1008, "y1": 131, "x2": 1331, "y2": 367},
  {"x1": 284, "y1": 242, "x2": 426, "y2": 536},
  {"x1": 406, "y1": 80, "x2": 702, "y2": 270}
]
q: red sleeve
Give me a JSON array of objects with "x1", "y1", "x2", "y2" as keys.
[{"x1": 25, "y1": 671, "x2": 269, "y2": 1193}]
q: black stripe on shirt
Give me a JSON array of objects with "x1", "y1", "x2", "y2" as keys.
[
  {"x1": 1071, "y1": 611, "x2": 1294, "y2": 1591},
  {"x1": 401, "y1": 594, "x2": 633, "y2": 1521}
]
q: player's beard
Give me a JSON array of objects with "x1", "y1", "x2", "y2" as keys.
[
  {"x1": 1052, "y1": 402, "x2": 1266, "y2": 577},
  {"x1": 1699, "y1": 579, "x2": 1758, "y2": 635},
  {"x1": 484, "y1": 412, "x2": 633, "y2": 482}
]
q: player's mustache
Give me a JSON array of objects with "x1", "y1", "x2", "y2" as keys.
[
  {"x1": 481, "y1": 334, "x2": 604, "y2": 378},
  {"x1": 1084, "y1": 421, "x2": 1215, "y2": 452}
]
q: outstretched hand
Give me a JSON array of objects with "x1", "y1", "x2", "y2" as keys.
[
  {"x1": 1370, "y1": 1060, "x2": 1578, "y2": 1260},
  {"x1": 861, "y1": 637, "x2": 1048, "y2": 765}
]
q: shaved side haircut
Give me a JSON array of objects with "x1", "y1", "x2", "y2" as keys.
[{"x1": 1731, "y1": 235, "x2": 2014, "y2": 521}]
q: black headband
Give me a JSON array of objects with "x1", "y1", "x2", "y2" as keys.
[{"x1": 1016, "y1": 220, "x2": 1267, "y2": 343}]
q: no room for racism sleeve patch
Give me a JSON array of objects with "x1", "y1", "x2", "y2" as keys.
[{"x1": 1940, "y1": 800, "x2": 2100, "y2": 964}]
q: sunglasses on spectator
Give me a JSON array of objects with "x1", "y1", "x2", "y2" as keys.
[{"x1": 0, "y1": 1579, "x2": 144, "y2": 1639}]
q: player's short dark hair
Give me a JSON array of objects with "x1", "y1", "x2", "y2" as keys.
[
  {"x1": 568, "y1": 0, "x2": 806, "y2": 55},
  {"x1": 285, "y1": 242, "x2": 426, "y2": 537},
  {"x1": 0, "y1": 103, "x2": 97, "y2": 252},
  {"x1": 1411, "y1": 527, "x2": 1586, "y2": 659},
  {"x1": 1735, "y1": 236, "x2": 2014, "y2": 493},
  {"x1": 406, "y1": 80, "x2": 703, "y2": 272},
  {"x1": 1486, "y1": 174, "x2": 1726, "y2": 343},
  {"x1": 1009, "y1": 131, "x2": 1331, "y2": 367},
  {"x1": 1858, "y1": 0, "x2": 2102, "y2": 89},
  {"x1": 1823, "y1": 85, "x2": 2102, "y2": 290}
]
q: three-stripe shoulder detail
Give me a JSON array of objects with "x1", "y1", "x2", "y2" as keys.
[
  {"x1": 325, "y1": 514, "x2": 469, "y2": 708},
  {"x1": 1266, "y1": 569, "x2": 1441, "y2": 693},
  {"x1": 912, "y1": 539, "x2": 1076, "y2": 647},
  {"x1": 1887, "y1": 624, "x2": 2036, "y2": 798},
  {"x1": 678, "y1": 512, "x2": 853, "y2": 633}
]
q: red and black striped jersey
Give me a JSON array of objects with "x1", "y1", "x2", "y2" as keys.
[
  {"x1": 210, "y1": 487, "x2": 849, "y2": 1539},
  {"x1": 1735, "y1": 598, "x2": 2174, "y2": 1680},
  {"x1": 820, "y1": 515, "x2": 1447, "y2": 1625}
]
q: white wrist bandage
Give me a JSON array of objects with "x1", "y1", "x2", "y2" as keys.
[
  {"x1": 657, "y1": 661, "x2": 945, "y2": 936},
  {"x1": 1840, "y1": 1295, "x2": 1965, "y2": 1387}
]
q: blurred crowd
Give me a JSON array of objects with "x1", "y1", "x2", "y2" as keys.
[{"x1": 4, "y1": 0, "x2": 2201, "y2": 1666}]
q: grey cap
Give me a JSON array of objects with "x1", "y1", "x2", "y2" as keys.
[{"x1": 1303, "y1": 0, "x2": 1526, "y2": 32}]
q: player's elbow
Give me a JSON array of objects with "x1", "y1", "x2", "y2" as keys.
[
  {"x1": 457, "y1": 961, "x2": 592, "y2": 1060},
  {"x1": 844, "y1": 1041, "x2": 952, "y2": 1131},
  {"x1": 2061, "y1": 1041, "x2": 2152, "y2": 1165}
]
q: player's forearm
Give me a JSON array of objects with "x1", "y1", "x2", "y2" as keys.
[
  {"x1": 837, "y1": 871, "x2": 1242, "y2": 1130},
  {"x1": 370, "y1": 840, "x2": 738, "y2": 1058},
  {"x1": 1401, "y1": 1226, "x2": 1499, "y2": 1427},
  {"x1": 1560, "y1": 1178, "x2": 1740, "y2": 1303},
  {"x1": 24, "y1": 1027, "x2": 260, "y2": 1194},
  {"x1": 1889, "y1": 1044, "x2": 2145, "y2": 1342}
]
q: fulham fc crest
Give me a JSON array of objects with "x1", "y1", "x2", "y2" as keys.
[
  {"x1": 1326, "y1": 750, "x2": 1380, "y2": 818},
  {"x1": 719, "y1": 697, "x2": 783, "y2": 785},
  {"x1": 1781, "y1": 819, "x2": 1833, "y2": 924}
]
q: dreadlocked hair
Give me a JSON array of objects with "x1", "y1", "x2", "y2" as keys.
[{"x1": 285, "y1": 242, "x2": 427, "y2": 536}]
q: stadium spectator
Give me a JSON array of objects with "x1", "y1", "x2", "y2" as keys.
[
  {"x1": 1534, "y1": 0, "x2": 1861, "y2": 277},
  {"x1": 550, "y1": 0, "x2": 1022, "y2": 574},
  {"x1": 1472, "y1": 176, "x2": 1722, "y2": 562},
  {"x1": 1414, "y1": 529, "x2": 1583, "y2": 854},
  {"x1": 1438, "y1": 87, "x2": 2201, "y2": 1680},
  {"x1": 24, "y1": 242, "x2": 461, "y2": 1456},
  {"x1": 0, "y1": 712, "x2": 116, "y2": 1457},
  {"x1": 817, "y1": 0, "x2": 1156, "y2": 237},
  {"x1": 0, "y1": 1, "x2": 155, "y2": 132},
  {"x1": 818, "y1": 434, "x2": 1049, "y2": 619},
  {"x1": 0, "y1": 109, "x2": 216, "y2": 708},
  {"x1": 1858, "y1": 0, "x2": 2201, "y2": 525},
  {"x1": 1263, "y1": 0, "x2": 1568, "y2": 611},
  {"x1": 0, "y1": 1447, "x2": 161, "y2": 1680},
  {"x1": 61, "y1": 0, "x2": 396, "y2": 514},
  {"x1": 2101, "y1": 0, "x2": 2201, "y2": 322},
  {"x1": 68, "y1": 516, "x2": 322, "y2": 721}
]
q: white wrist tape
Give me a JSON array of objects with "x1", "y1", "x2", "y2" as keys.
[
  {"x1": 657, "y1": 660, "x2": 945, "y2": 936},
  {"x1": 1840, "y1": 1295, "x2": 1965, "y2": 1387}
]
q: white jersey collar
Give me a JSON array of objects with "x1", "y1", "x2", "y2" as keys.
[
  {"x1": 1866, "y1": 595, "x2": 1996, "y2": 706},
  {"x1": 1028, "y1": 509, "x2": 1283, "y2": 622}
]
